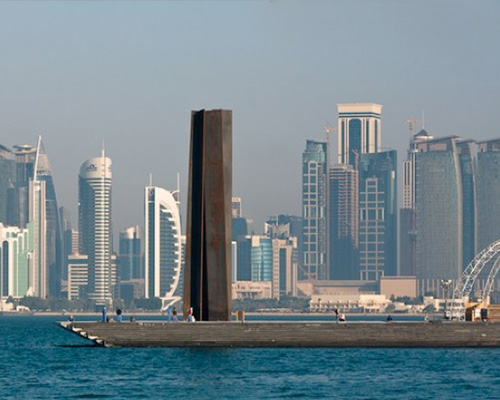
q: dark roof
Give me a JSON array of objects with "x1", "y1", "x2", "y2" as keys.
[{"x1": 415, "y1": 128, "x2": 431, "y2": 138}]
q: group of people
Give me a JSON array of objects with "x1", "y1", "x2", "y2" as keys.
[
  {"x1": 166, "y1": 306, "x2": 196, "y2": 322},
  {"x1": 97, "y1": 306, "x2": 197, "y2": 323},
  {"x1": 101, "y1": 307, "x2": 123, "y2": 323}
]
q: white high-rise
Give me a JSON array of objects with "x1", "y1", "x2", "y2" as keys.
[
  {"x1": 337, "y1": 103, "x2": 382, "y2": 165},
  {"x1": 29, "y1": 179, "x2": 47, "y2": 297},
  {"x1": 78, "y1": 149, "x2": 114, "y2": 304},
  {"x1": 144, "y1": 185, "x2": 182, "y2": 308}
]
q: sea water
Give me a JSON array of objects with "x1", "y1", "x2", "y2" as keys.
[{"x1": 1, "y1": 315, "x2": 500, "y2": 399}]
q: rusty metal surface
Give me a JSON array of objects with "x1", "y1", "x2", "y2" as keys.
[{"x1": 184, "y1": 110, "x2": 232, "y2": 321}]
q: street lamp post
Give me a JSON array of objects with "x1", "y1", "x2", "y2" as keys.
[{"x1": 441, "y1": 279, "x2": 452, "y2": 319}]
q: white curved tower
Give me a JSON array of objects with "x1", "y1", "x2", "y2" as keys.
[
  {"x1": 79, "y1": 149, "x2": 114, "y2": 304},
  {"x1": 144, "y1": 185, "x2": 182, "y2": 307}
]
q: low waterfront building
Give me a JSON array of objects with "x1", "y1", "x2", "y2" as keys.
[
  {"x1": 232, "y1": 281, "x2": 272, "y2": 300},
  {"x1": 67, "y1": 253, "x2": 88, "y2": 300},
  {"x1": 380, "y1": 276, "x2": 417, "y2": 299},
  {"x1": 310, "y1": 293, "x2": 389, "y2": 313}
]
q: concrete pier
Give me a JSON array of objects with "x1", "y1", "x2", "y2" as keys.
[{"x1": 60, "y1": 321, "x2": 500, "y2": 348}]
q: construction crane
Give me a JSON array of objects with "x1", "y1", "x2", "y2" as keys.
[{"x1": 324, "y1": 124, "x2": 337, "y2": 167}]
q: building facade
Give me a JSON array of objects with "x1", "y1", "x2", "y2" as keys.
[
  {"x1": 0, "y1": 145, "x2": 15, "y2": 226},
  {"x1": 144, "y1": 186, "x2": 182, "y2": 307},
  {"x1": 0, "y1": 223, "x2": 33, "y2": 299},
  {"x1": 400, "y1": 128, "x2": 433, "y2": 276},
  {"x1": 33, "y1": 138, "x2": 63, "y2": 297},
  {"x1": 250, "y1": 236, "x2": 273, "y2": 282},
  {"x1": 272, "y1": 237, "x2": 298, "y2": 299},
  {"x1": 477, "y1": 139, "x2": 500, "y2": 252},
  {"x1": 78, "y1": 150, "x2": 115, "y2": 304},
  {"x1": 337, "y1": 103, "x2": 382, "y2": 165},
  {"x1": 329, "y1": 164, "x2": 359, "y2": 280},
  {"x1": 1, "y1": 138, "x2": 63, "y2": 298},
  {"x1": 301, "y1": 140, "x2": 327, "y2": 280},
  {"x1": 415, "y1": 137, "x2": 470, "y2": 281},
  {"x1": 358, "y1": 150, "x2": 397, "y2": 280},
  {"x1": 67, "y1": 253, "x2": 88, "y2": 301},
  {"x1": 232, "y1": 197, "x2": 242, "y2": 218},
  {"x1": 29, "y1": 179, "x2": 47, "y2": 298},
  {"x1": 119, "y1": 226, "x2": 143, "y2": 281}
]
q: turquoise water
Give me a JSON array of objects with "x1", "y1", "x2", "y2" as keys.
[{"x1": 1, "y1": 316, "x2": 500, "y2": 399}]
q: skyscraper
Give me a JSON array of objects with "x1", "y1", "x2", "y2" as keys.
[
  {"x1": 0, "y1": 145, "x2": 15, "y2": 225},
  {"x1": 265, "y1": 214, "x2": 302, "y2": 241},
  {"x1": 457, "y1": 140, "x2": 477, "y2": 270},
  {"x1": 329, "y1": 164, "x2": 359, "y2": 280},
  {"x1": 144, "y1": 186, "x2": 182, "y2": 307},
  {"x1": 400, "y1": 127, "x2": 433, "y2": 276},
  {"x1": 477, "y1": 139, "x2": 500, "y2": 252},
  {"x1": 79, "y1": 149, "x2": 115, "y2": 304},
  {"x1": 358, "y1": 150, "x2": 397, "y2": 280},
  {"x1": 29, "y1": 178, "x2": 47, "y2": 297},
  {"x1": 11, "y1": 138, "x2": 63, "y2": 298},
  {"x1": 0, "y1": 223, "x2": 33, "y2": 299},
  {"x1": 236, "y1": 235, "x2": 252, "y2": 281},
  {"x1": 337, "y1": 103, "x2": 382, "y2": 165},
  {"x1": 250, "y1": 235, "x2": 273, "y2": 282},
  {"x1": 232, "y1": 197, "x2": 242, "y2": 218},
  {"x1": 33, "y1": 138, "x2": 63, "y2": 297},
  {"x1": 414, "y1": 136, "x2": 475, "y2": 287},
  {"x1": 59, "y1": 206, "x2": 73, "y2": 281},
  {"x1": 301, "y1": 140, "x2": 327, "y2": 280},
  {"x1": 272, "y1": 237, "x2": 298, "y2": 299},
  {"x1": 119, "y1": 226, "x2": 143, "y2": 281},
  {"x1": 12, "y1": 144, "x2": 37, "y2": 228}
]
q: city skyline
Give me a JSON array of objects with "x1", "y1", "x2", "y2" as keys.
[{"x1": 1, "y1": 1, "x2": 499, "y2": 232}]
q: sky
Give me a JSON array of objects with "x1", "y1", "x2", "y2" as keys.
[{"x1": 1, "y1": 0, "x2": 499, "y2": 236}]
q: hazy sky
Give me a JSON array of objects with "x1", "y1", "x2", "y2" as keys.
[{"x1": 1, "y1": 0, "x2": 499, "y2": 235}]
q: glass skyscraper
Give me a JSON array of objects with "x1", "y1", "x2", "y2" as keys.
[
  {"x1": 119, "y1": 226, "x2": 143, "y2": 281},
  {"x1": 2, "y1": 138, "x2": 63, "y2": 298},
  {"x1": 415, "y1": 137, "x2": 474, "y2": 282},
  {"x1": 0, "y1": 145, "x2": 15, "y2": 226},
  {"x1": 477, "y1": 139, "x2": 500, "y2": 252},
  {"x1": 400, "y1": 127, "x2": 433, "y2": 277},
  {"x1": 250, "y1": 236, "x2": 273, "y2": 282},
  {"x1": 329, "y1": 164, "x2": 359, "y2": 280},
  {"x1": 457, "y1": 140, "x2": 477, "y2": 270},
  {"x1": 302, "y1": 140, "x2": 327, "y2": 280},
  {"x1": 33, "y1": 139, "x2": 63, "y2": 297},
  {"x1": 0, "y1": 223, "x2": 34, "y2": 299},
  {"x1": 358, "y1": 150, "x2": 397, "y2": 280}
]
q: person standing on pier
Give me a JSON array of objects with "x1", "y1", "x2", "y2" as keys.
[
  {"x1": 116, "y1": 309, "x2": 123, "y2": 323},
  {"x1": 167, "y1": 306, "x2": 173, "y2": 322},
  {"x1": 187, "y1": 307, "x2": 196, "y2": 322},
  {"x1": 102, "y1": 307, "x2": 107, "y2": 323},
  {"x1": 172, "y1": 307, "x2": 179, "y2": 322}
]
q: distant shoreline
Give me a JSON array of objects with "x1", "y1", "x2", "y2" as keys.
[{"x1": 1, "y1": 311, "x2": 425, "y2": 317}]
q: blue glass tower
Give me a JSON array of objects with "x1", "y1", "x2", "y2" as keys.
[
  {"x1": 302, "y1": 140, "x2": 327, "y2": 280},
  {"x1": 358, "y1": 150, "x2": 397, "y2": 280}
]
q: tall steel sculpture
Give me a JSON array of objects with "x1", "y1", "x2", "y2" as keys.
[{"x1": 184, "y1": 109, "x2": 232, "y2": 321}]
